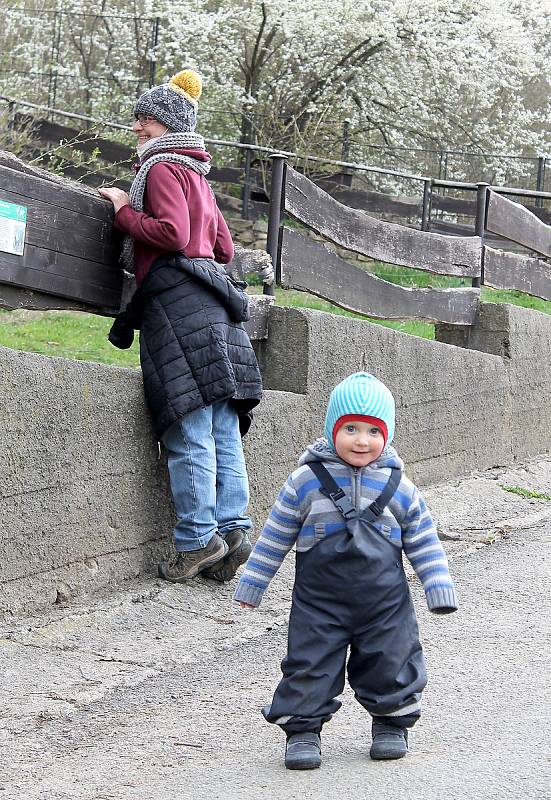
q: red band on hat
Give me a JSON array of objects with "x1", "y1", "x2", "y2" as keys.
[{"x1": 332, "y1": 415, "x2": 388, "y2": 447}]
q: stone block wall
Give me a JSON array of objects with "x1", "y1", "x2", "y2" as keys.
[{"x1": 2, "y1": 300, "x2": 551, "y2": 616}]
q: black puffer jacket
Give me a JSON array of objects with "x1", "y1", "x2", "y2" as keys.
[{"x1": 111, "y1": 255, "x2": 262, "y2": 438}]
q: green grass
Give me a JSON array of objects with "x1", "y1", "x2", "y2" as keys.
[
  {"x1": 2, "y1": 257, "x2": 551, "y2": 368},
  {"x1": 499, "y1": 484, "x2": 551, "y2": 501},
  {"x1": 0, "y1": 309, "x2": 141, "y2": 368}
]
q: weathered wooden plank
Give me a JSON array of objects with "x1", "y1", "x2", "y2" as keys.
[
  {"x1": 0, "y1": 183, "x2": 119, "y2": 265},
  {"x1": 429, "y1": 193, "x2": 549, "y2": 224},
  {"x1": 484, "y1": 246, "x2": 551, "y2": 301},
  {"x1": 429, "y1": 220, "x2": 526, "y2": 253},
  {"x1": 0, "y1": 246, "x2": 122, "y2": 308},
  {"x1": 26, "y1": 116, "x2": 135, "y2": 164},
  {"x1": 0, "y1": 160, "x2": 112, "y2": 222},
  {"x1": 0, "y1": 284, "x2": 98, "y2": 313},
  {"x1": 486, "y1": 191, "x2": 551, "y2": 257},
  {"x1": 530, "y1": 205, "x2": 551, "y2": 225},
  {"x1": 285, "y1": 167, "x2": 481, "y2": 277},
  {"x1": 57, "y1": 163, "x2": 132, "y2": 192},
  {"x1": 208, "y1": 166, "x2": 243, "y2": 184},
  {"x1": 430, "y1": 194, "x2": 477, "y2": 216},
  {"x1": 280, "y1": 228, "x2": 479, "y2": 324},
  {"x1": 317, "y1": 183, "x2": 423, "y2": 217}
]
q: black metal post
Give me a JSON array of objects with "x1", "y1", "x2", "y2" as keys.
[
  {"x1": 442, "y1": 150, "x2": 449, "y2": 182},
  {"x1": 421, "y1": 178, "x2": 432, "y2": 231},
  {"x1": 341, "y1": 120, "x2": 350, "y2": 162},
  {"x1": 51, "y1": 13, "x2": 62, "y2": 116},
  {"x1": 7, "y1": 101, "x2": 16, "y2": 145},
  {"x1": 340, "y1": 119, "x2": 352, "y2": 187},
  {"x1": 535, "y1": 156, "x2": 546, "y2": 208},
  {"x1": 265, "y1": 153, "x2": 287, "y2": 297},
  {"x1": 473, "y1": 182, "x2": 489, "y2": 288},
  {"x1": 47, "y1": 12, "x2": 58, "y2": 116},
  {"x1": 149, "y1": 18, "x2": 160, "y2": 87},
  {"x1": 241, "y1": 149, "x2": 252, "y2": 221}
]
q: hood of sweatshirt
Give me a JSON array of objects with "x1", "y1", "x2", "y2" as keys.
[
  {"x1": 298, "y1": 437, "x2": 404, "y2": 471},
  {"x1": 141, "y1": 255, "x2": 249, "y2": 324}
]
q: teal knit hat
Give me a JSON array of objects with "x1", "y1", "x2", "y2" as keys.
[{"x1": 324, "y1": 372, "x2": 396, "y2": 449}]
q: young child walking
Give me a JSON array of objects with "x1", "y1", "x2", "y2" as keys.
[{"x1": 234, "y1": 372, "x2": 457, "y2": 770}]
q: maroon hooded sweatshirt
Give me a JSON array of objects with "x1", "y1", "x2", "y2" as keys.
[{"x1": 114, "y1": 149, "x2": 234, "y2": 287}]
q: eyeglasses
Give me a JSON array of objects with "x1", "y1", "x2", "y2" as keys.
[{"x1": 134, "y1": 113, "x2": 158, "y2": 126}]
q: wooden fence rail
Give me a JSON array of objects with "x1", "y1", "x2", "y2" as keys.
[
  {"x1": 1, "y1": 149, "x2": 551, "y2": 336},
  {"x1": 481, "y1": 191, "x2": 551, "y2": 301},
  {"x1": 486, "y1": 191, "x2": 551, "y2": 257},
  {"x1": 322, "y1": 180, "x2": 551, "y2": 227},
  {"x1": 280, "y1": 228, "x2": 480, "y2": 323},
  {"x1": 279, "y1": 165, "x2": 482, "y2": 324},
  {"x1": 0, "y1": 150, "x2": 272, "y2": 340},
  {"x1": 285, "y1": 167, "x2": 482, "y2": 277},
  {"x1": 270, "y1": 169, "x2": 551, "y2": 323}
]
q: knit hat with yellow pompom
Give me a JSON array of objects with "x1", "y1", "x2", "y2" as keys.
[{"x1": 134, "y1": 69, "x2": 202, "y2": 133}]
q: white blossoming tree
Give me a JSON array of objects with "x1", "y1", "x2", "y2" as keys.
[{"x1": 1, "y1": 0, "x2": 549, "y2": 183}]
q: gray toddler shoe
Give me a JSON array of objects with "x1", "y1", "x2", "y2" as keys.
[
  {"x1": 285, "y1": 732, "x2": 322, "y2": 770},
  {"x1": 369, "y1": 722, "x2": 408, "y2": 760}
]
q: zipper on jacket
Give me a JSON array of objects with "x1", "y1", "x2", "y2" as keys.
[{"x1": 351, "y1": 466, "x2": 361, "y2": 509}]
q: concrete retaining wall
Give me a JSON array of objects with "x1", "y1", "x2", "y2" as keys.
[{"x1": 2, "y1": 301, "x2": 551, "y2": 616}]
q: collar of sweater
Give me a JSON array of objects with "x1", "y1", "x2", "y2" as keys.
[{"x1": 299, "y1": 437, "x2": 404, "y2": 471}]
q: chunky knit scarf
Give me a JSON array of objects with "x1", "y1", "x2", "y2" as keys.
[{"x1": 121, "y1": 132, "x2": 211, "y2": 272}]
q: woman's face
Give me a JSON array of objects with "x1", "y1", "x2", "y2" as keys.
[{"x1": 133, "y1": 114, "x2": 168, "y2": 147}]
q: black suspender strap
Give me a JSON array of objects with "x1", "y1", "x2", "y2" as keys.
[
  {"x1": 308, "y1": 462, "x2": 402, "y2": 522},
  {"x1": 308, "y1": 461, "x2": 357, "y2": 519},
  {"x1": 360, "y1": 467, "x2": 402, "y2": 523}
]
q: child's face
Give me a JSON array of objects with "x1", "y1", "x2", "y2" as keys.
[{"x1": 334, "y1": 421, "x2": 385, "y2": 467}]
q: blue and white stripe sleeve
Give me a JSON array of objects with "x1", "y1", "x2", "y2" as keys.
[
  {"x1": 402, "y1": 488, "x2": 458, "y2": 614},
  {"x1": 233, "y1": 477, "x2": 302, "y2": 607}
]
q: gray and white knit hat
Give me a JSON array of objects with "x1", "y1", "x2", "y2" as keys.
[{"x1": 134, "y1": 69, "x2": 202, "y2": 133}]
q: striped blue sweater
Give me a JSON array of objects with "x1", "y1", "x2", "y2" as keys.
[{"x1": 234, "y1": 439, "x2": 458, "y2": 612}]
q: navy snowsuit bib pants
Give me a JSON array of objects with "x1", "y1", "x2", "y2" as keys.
[{"x1": 263, "y1": 510, "x2": 428, "y2": 734}]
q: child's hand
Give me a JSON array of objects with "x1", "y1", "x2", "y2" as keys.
[{"x1": 240, "y1": 601, "x2": 256, "y2": 609}]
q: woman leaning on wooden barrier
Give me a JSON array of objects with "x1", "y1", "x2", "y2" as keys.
[{"x1": 98, "y1": 69, "x2": 262, "y2": 585}]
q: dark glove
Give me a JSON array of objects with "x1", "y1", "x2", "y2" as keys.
[
  {"x1": 238, "y1": 410, "x2": 253, "y2": 438},
  {"x1": 108, "y1": 312, "x2": 135, "y2": 349}
]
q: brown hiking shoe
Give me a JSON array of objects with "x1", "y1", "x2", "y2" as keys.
[
  {"x1": 203, "y1": 528, "x2": 252, "y2": 583},
  {"x1": 158, "y1": 533, "x2": 228, "y2": 582}
]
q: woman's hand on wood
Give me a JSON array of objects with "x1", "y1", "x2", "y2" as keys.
[{"x1": 98, "y1": 187, "x2": 130, "y2": 213}]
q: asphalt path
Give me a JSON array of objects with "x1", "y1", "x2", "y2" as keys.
[{"x1": 1, "y1": 521, "x2": 550, "y2": 800}]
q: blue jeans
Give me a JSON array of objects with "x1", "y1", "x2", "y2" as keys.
[{"x1": 162, "y1": 400, "x2": 252, "y2": 551}]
